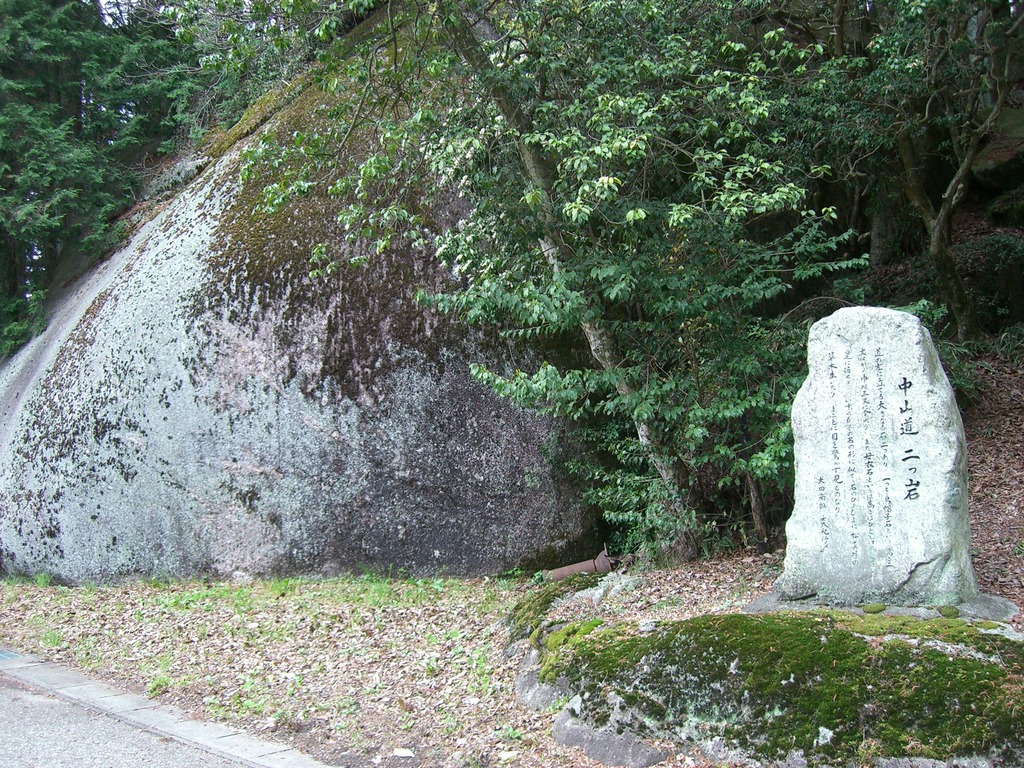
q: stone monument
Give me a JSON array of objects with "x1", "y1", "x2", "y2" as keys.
[{"x1": 775, "y1": 307, "x2": 978, "y2": 607}]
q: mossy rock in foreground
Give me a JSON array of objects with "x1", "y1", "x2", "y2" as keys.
[
  {"x1": 506, "y1": 572, "x2": 603, "y2": 643},
  {"x1": 544, "y1": 613, "x2": 1024, "y2": 765}
]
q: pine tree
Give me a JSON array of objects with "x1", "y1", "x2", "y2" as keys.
[{"x1": 0, "y1": 0, "x2": 196, "y2": 355}]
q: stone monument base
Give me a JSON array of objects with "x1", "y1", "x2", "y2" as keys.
[{"x1": 745, "y1": 591, "x2": 1020, "y2": 624}]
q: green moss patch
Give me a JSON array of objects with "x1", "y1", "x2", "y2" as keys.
[
  {"x1": 543, "y1": 613, "x2": 1024, "y2": 764},
  {"x1": 201, "y1": 80, "x2": 306, "y2": 161},
  {"x1": 538, "y1": 618, "x2": 604, "y2": 681},
  {"x1": 506, "y1": 572, "x2": 603, "y2": 643}
]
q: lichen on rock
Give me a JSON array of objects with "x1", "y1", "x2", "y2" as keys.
[{"x1": 517, "y1": 598, "x2": 1024, "y2": 767}]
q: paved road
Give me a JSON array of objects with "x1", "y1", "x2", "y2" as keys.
[
  {"x1": 0, "y1": 674, "x2": 247, "y2": 768},
  {"x1": 0, "y1": 649, "x2": 328, "y2": 768}
]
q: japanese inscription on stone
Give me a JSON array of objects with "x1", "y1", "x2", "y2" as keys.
[{"x1": 775, "y1": 307, "x2": 978, "y2": 606}]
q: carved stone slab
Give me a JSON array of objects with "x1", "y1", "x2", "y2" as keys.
[{"x1": 776, "y1": 307, "x2": 978, "y2": 606}]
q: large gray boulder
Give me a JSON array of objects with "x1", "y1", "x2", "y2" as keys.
[
  {"x1": 972, "y1": 108, "x2": 1024, "y2": 191},
  {"x1": 0, "y1": 129, "x2": 595, "y2": 582}
]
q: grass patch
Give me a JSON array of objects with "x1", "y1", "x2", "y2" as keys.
[
  {"x1": 0, "y1": 571, "x2": 534, "y2": 763},
  {"x1": 153, "y1": 582, "x2": 256, "y2": 614},
  {"x1": 41, "y1": 629, "x2": 63, "y2": 648}
]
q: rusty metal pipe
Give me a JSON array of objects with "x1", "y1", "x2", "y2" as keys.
[{"x1": 544, "y1": 546, "x2": 612, "y2": 581}]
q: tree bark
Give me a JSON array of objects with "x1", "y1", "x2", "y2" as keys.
[
  {"x1": 745, "y1": 471, "x2": 770, "y2": 551},
  {"x1": 0, "y1": 236, "x2": 21, "y2": 301},
  {"x1": 831, "y1": 0, "x2": 847, "y2": 58},
  {"x1": 897, "y1": 132, "x2": 979, "y2": 341}
]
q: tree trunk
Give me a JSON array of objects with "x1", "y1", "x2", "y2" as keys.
[
  {"x1": 894, "y1": 37, "x2": 1011, "y2": 341},
  {"x1": 868, "y1": 184, "x2": 899, "y2": 267},
  {"x1": 831, "y1": 0, "x2": 847, "y2": 58},
  {"x1": 0, "y1": 237, "x2": 24, "y2": 301},
  {"x1": 745, "y1": 471, "x2": 770, "y2": 552},
  {"x1": 668, "y1": 527, "x2": 704, "y2": 562},
  {"x1": 897, "y1": 132, "x2": 979, "y2": 341},
  {"x1": 578, "y1": 319, "x2": 687, "y2": 488},
  {"x1": 927, "y1": 222, "x2": 978, "y2": 341}
]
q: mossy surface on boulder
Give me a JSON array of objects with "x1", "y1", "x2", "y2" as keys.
[
  {"x1": 506, "y1": 572, "x2": 603, "y2": 643},
  {"x1": 988, "y1": 185, "x2": 1024, "y2": 227},
  {"x1": 541, "y1": 612, "x2": 1024, "y2": 765}
]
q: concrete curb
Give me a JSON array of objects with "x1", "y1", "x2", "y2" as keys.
[{"x1": 0, "y1": 648, "x2": 329, "y2": 768}]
